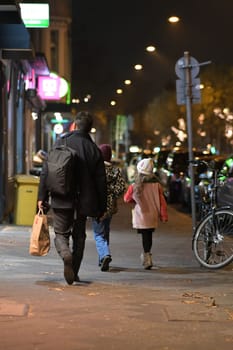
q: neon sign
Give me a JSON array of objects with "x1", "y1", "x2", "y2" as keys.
[{"x1": 37, "y1": 73, "x2": 68, "y2": 100}]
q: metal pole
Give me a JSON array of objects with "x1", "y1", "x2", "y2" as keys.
[
  {"x1": 184, "y1": 51, "x2": 196, "y2": 232},
  {"x1": 125, "y1": 116, "x2": 129, "y2": 154},
  {"x1": 115, "y1": 115, "x2": 119, "y2": 159}
]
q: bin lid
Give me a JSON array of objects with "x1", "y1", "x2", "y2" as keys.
[{"x1": 15, "y1": 175, "x2": 40, "y2": 184}]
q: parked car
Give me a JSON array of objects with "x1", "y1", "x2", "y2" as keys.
[
  {"x1": 181, "y1": 154, "x2": 227, "y2": 213},
  {"x1": 218, "y1": 154, "x2": 233, "y2": 180},
  {"x1": 156, "y1": 148, "x2": 204, "y2": 203},
  {"x1": 154, "y1": 148, "x2": 171, "y2": 171},
  {"x1": 213, "y1": 154, "x2": 233, "y2": 208}
]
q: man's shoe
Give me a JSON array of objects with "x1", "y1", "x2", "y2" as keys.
[
  {"x1": 63, "y1": 255, "x2": 74, "y2": 285},
  {"x1": 100, "y1": 255, "x2": 112, "y2": 272}
]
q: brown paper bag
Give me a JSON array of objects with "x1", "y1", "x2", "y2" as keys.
[{"x1": 29, "y1": 208, "x2": 50, "y2": 256}]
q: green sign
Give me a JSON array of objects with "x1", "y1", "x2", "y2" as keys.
[{"x1": 19, "y1": 3, "x2": 49, "y2": 28}]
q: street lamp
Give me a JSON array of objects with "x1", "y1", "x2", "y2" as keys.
[
  {"x1": 134, "y1": 64, "x2": 143, "y2": 71},
  {"x1": 116, "y1": 88, "x2": 123, "y2": 94},
  {"x1": 146, "y1": 45, "x2": 156, "y2": 53},
  {"x1": 124, "y1": 79, "x2": 131, "y2": 85},
  {"x1": 168, "y1": 16, "x2": 180, "y2": 23}
]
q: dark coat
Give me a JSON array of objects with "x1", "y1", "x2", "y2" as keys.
[{"x1": 38, "y1": 130, "x2": 107, "y2": 217}]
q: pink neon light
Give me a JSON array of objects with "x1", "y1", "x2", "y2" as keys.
[{"x1": 37, "y1": 76, "x2": 61, "y2": 100}]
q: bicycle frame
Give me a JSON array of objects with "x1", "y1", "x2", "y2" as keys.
[
  {"x1": 192, "y1": 161, "x2": 231, "y2": 247},
  {"x1": 192, "y1": 159, "x2": 233, "y2": 268}
]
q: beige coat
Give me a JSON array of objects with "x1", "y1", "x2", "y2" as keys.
[{"x1": 124, "y1": 182, "x2": 168, "y2": 229}]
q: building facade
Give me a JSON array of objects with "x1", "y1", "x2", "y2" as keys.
[{"x1": 0, "y1": 0, "x2": 72, "y2": 222}]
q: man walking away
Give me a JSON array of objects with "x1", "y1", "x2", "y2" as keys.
[{"x1": 38, "y1": 111, "x2": 107, "y2": 285}]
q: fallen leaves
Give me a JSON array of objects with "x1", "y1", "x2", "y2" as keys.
[{"x1": 181, "y1": 291, "x2": 217, "y2": 308}]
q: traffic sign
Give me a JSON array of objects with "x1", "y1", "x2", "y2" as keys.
[
  {"x1": 176, "y1": 78, "x2": 201, "y2": 105},
  {"x1": 175, "y1": 56, "x2": 200, "y2": 79}
]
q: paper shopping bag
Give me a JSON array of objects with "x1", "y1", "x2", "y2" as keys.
[{"x1": 29, "y1": 208, "x2": 50, "y2": 256}]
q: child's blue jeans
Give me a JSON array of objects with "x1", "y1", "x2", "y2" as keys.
[{"x1": 92, "y1": 216, "x2": 111, "y2": 263}]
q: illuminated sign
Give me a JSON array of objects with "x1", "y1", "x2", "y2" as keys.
[
  {"x1": 38, "y1": 76, "x2": 61, "y2": 100},
  {"x1": 53, "y1": 124, "x2": 63, "y2": 135},
  {"x1": 50, "y1": 119, "x2": 69, "y2": 124},
  {"x1": 19, "y1": 3, "x2": 49, "y2": 28},
  {"x1": 37, "y1": 73, "x2": 69, "y2": 100}
]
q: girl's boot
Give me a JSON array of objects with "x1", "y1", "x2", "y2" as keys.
[{"x1": 143, "y1": 252, "x2": 153, "y2": 270}]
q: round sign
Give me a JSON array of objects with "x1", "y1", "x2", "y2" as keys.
[
  {"x1": 175, "y1": 56, "x2": 199, "y2": 79},
  {"x1": 53, "y1": 123, "x2": 63, "y2": 135}
]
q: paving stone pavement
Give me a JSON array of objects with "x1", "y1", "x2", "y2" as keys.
[{"x1": 0, "y1": 201, "x2": 233, "y2": 350}]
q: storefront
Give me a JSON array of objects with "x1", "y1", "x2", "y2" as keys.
[{"x1": 0, "y1": 3, "x2": 49, "y2": 222}]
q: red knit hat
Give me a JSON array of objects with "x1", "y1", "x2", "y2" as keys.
[{"x1": 99, "y1": 144, "x2": 112, "y2": 162}]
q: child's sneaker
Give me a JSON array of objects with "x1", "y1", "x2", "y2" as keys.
[{"x1": 100, "y1": 255, "x2": 112, "y2": 271}]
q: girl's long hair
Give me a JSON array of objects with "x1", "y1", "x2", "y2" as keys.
[{"x1": 134, "y1": 172, "x2": 157, "y2": 200}]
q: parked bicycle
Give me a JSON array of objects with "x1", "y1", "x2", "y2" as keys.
[{"x1": 192, "y1": 159, "x2": 233, "y2": 269}]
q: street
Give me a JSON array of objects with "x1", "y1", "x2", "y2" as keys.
[{"x1": 0, "y1": 200, "x2": 233, "y2": 350}]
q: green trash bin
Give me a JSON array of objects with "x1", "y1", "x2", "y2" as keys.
[{"x1": 14, "y1": 175, "x2": 40, "y2": 226}]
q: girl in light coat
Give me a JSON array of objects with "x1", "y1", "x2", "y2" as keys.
[{"x1": 124, "y1": 158, "x2": 168, "y2": 269}]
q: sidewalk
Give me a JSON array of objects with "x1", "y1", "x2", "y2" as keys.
[{"x1": 0, "y1": 201, "x2": 233, "y2": 349}]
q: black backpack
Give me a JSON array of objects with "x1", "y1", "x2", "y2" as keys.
[{"x1": 46, "y1": 135, "x2": 77, "y2": 196}]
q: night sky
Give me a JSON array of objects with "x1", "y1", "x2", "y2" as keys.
[{"x1": 71, "y1": 1, "x2": 233, "y2": 113}]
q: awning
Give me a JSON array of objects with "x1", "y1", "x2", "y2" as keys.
[
  {"x1": 0, "y1": 24, "x2": 30, "y2": 49},
  {"x1": 0, "y1": 3, "x2": 22, "y2": 24},
  {"x1": 0, "y1": 2, "x2": 33, "y2": 59}
]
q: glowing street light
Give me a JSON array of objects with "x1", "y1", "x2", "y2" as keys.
[
  {"x1": 124, "y1": 79, "x2": 131, "y2": 85},
  {"x1": 83, "y1": 94, "x2": 91, "y2": 103},
  {"x1": 134, "y1": 64, "x2": 143, "y2": 71},
  {"x1": 72, "y1": 98, "x2": 80, "y2": 104},
  {"x1": 116, "y1": 88, "x2": 123, "y2": 94},
  {"x1": 110, "y1": 100, "x2": 116, "y2": 106},
  {"x1": 168, "y1": 16, "x2": 180, "y2": 23},
  {"x1": 146, "y1": 45, "x2": 156, "y2": 53}
]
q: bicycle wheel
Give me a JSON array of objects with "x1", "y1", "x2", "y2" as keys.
[{"x1": 193, "y1": 209, "x2": 233, "y2": 269}]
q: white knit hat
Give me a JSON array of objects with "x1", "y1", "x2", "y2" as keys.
[{"x1": 137, "y1": 158, "x2": 154, "y2": 175}]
